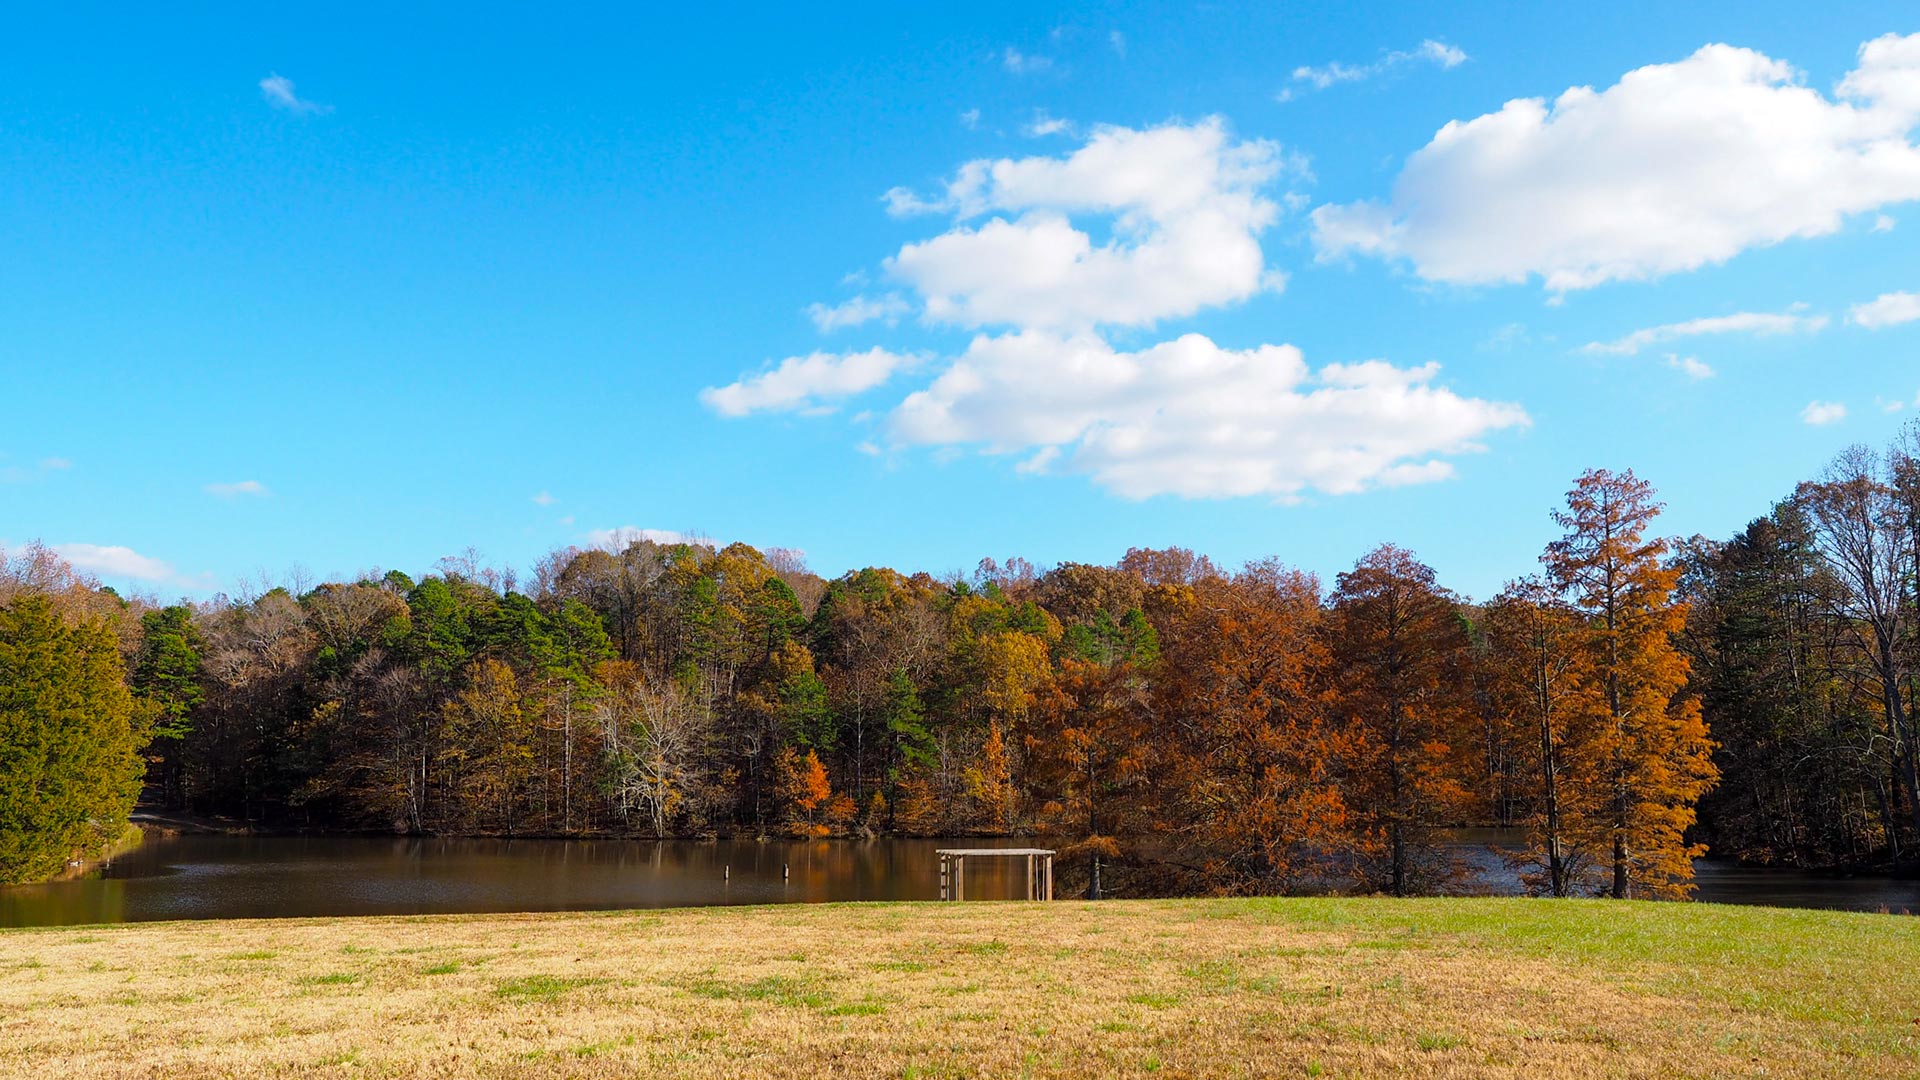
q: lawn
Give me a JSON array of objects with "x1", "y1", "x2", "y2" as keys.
[{"x1": 0, "y1": 897, "x2": 1914, "y2": 1078}]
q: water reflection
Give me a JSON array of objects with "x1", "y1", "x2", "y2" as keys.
[
  {"x1": 0, "y1": 836, "x2": 1042, "y2": 927},
  {"x1": 2, "y1": 833, "x2": 1914, "y2": 927}
]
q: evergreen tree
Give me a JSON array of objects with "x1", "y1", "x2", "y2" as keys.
[
  {"x1": 0, "y1": 596, "x2": 146, "y2": 884},
  {"x1": 131, "y1": 605, "x2": 203, "y2": 809}
]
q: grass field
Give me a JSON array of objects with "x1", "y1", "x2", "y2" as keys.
[{"x1": 1, "y1": 897, "x2": 1916, "y2": 1078}]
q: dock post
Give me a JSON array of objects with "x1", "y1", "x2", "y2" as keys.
[
  {"x1": 939, "y1": 853, "x2": 949, "y2": 901},
  {"x1": 1026, "y1": 853, "x2": 1036, "y2": 900},
  {"x1": 1043, "y1": 854, "x2": 1053, "y2": 900},
  {"x1": 954, "y1": 855, "x2": 965, "y2": 901}
]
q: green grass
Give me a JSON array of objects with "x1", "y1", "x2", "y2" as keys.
[
  {"x1": 4, "y1": 897, "x2": 1917, "y2": 1079},
  {"x1": 493, "y1": 975, "x2": 604, "y2": 1002}
]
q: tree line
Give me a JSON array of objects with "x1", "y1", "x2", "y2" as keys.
[{"x1": 5, "y1": 434, "x2": 1919, "y2": 893}]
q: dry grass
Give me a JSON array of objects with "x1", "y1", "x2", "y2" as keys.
[{"x1": 1, "y1": 897, "x2": 1916, "y2": 1078}]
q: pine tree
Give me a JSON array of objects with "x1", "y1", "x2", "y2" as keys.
[{"x1": 131, "y1": 605, "x2": 203, "y2": 809}]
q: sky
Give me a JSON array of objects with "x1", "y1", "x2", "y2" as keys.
[{"x1": 3, "y1": 3, "x2": 1918, "y2": 603}]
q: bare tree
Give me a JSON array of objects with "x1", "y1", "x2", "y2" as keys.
[{"x1": 1796, "y1": 445, "x2": 1920, "y2": 839}]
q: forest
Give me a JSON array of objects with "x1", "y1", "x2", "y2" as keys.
[{"x1": 3, "y1": 426, "x2": 1919, "y2": 896}]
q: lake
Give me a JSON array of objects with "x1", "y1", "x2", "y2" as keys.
[{"x1": 3, "y1": 833, "x2": 1915, "y2": 927}]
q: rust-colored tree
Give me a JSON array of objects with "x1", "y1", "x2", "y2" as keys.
[
  {"x1": 1025, "y1": 611, "x2": 1158, "y2": 898},
  {"x1": 1480, "y1": 579, "x2": 1606, "y2": 895},
  {"x1": 1157, "y1": 563, "x2": 1359, "y2": 894},
  {"x1": 1327, "y1": 545, "x2": 1474, "y2": 895},
  {"x1": 1544, "y1": 469, "x2": 1718, "y2": 898}
]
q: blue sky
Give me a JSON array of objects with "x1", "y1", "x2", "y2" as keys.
[{"x1": 3, "y1": 3, "x2": 1917, "y2": 602}]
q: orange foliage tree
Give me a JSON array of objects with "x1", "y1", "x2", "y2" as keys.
[
  {"x1": 773, "y1": 746, "x2": 832, "y2": 837},
  {"x1": 1327, "y1": 545, "x2": 1475, "y2": 895},
  {"x1": 1544, "y1": 469, "x2": 1718, "y2": 898},
  {"x1": 1156, "y1": 563, "x2": 1358, "y2": 894},
  {"x1": 1480, "y1": 579, "x2": 1605, "y2": 896}
]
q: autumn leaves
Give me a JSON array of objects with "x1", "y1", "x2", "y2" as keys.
[{"x1": 2, "y1": 469, "x2": 1723, "y2": 900}]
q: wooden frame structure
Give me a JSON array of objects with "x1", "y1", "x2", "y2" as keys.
[{"x1": 936, "y1": 848, "x2": 1055, "y2": 901}]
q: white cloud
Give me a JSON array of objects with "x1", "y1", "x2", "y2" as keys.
[
  {"x1": 1313, "y1": 34, "x2": 1920, "y2": 290},
  {"x1": 1581, "y1": 309, "x2": 1829, "y2": 355},
  {"x1": 1665, "y1": 354, "x2": 1715, "y2": 379},
  {"x1": 725, "y1": 121, "x2": 1522, "y2": 504},
  {"x1": 1874, "y1": 213, "x2": 1897, "y2": 231},
  {"x1": 1109, "y1": 31, "x2": 1127, "y2": 58},
  {"x1": 204, "y1": 480, "x2": 270, "y2": 498},
  {"x1": 1002, "y1": 48, "x2": 1053, "y2": 75},
  {"x1": 1849, "y1": 289, "x2": 1920, "y2": 328},
  {"x1": 701, "y1": 348, "x2": 917, "y2": 417},
  {"x1": 39, "y1": 457, "x2": 71, "y2": 470},
  {"x1": 887, "y1": 331, "x2": 1528, "y2": 500},
  {"x1": 959, "y1": 108, "x2": 981, "y2": 130},
  {"x1": 1022, "y1": 111, "x2": 1075, "y2": 138},
  {"x1": 259, "y1": 74, "x2": 331, "y2": 115},
  {"x1": 1802, "y1": 400, "x2": 1848, "y2": 425},
  {"x1": 584, "y1": 527, "x2": 706, "y2": 551},
  {"x1": 883, "y1": 119, "x2": 1294, "y2": 330},
  {"x1": 532, "y1": 491, "x2": 556, "y2": 506},
  {"x1": 807, "y1": 293, "x2": 909, "y2": 331},
  {"x1": 1287, "y1": 39, "x2": 1469, "y2": 97},
  {"x1": 53, "y1": 543, "x2": 178, "y2": 582}
]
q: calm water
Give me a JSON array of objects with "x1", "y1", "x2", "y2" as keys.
[
  {"x1": 0, "y1": 836, "x2": 1046, "y2": 927},
  {"x1": 3, "y1": 833, "x2": 1915, "y2": 927}
]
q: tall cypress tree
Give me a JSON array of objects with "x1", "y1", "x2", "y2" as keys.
[{"x1": 1545, "y1": 469, "x2": 1718, "y2": 898}]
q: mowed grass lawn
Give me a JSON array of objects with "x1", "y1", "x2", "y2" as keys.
[{"x1": 1, "y1": 897, "x2": 1916, "y2": 1078}]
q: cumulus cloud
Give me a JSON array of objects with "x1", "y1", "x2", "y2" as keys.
[
  {"x1": 1849, "y1": 289, "x2": 1920, "y2": 328},
  {"x1": 883, "y1": 119, "x2": 1294, "y2": 330},
  {"x1": 1802, "y1": 400, "x2": 1848, "y2": 425},
  {"x1": 700, "y1": 348, "x2": 917, "y2": 417},
  {"x1": 205, "y1": 480, "x2": 270, "y2": 498},
  {"x1": 1282, "y1": 39, "x2": 1469, "y2": 100},
  {"x1": 807, "y1": 293, "x2": 909, "y2": 331},
  {"x1": 1313, "y1": 34, "x2": 1920, "y2": 290},
  {"x1": 53, "y1": 543, "x2": 179, "y2": 582},
  {"x1": 716, "y1": 120, "x2": 1523, "y2": 502},
  {"x1": 532, "y1": 491, "x2": 557, "y2": 506},
  {"x1": 259, "y1": 74, "x2": 331, "y2": 115},
  {"x1": 887, "y1": 331, "x2": 1528, "y2": 500},
  {"x1": 1580, "y1": 309, "x2": 1829, "y2": 355},
  {"x1": 1109, "y1": 31, "x2": 1127, "y2": 58}
]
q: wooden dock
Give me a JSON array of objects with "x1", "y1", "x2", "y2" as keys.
[{"x1": 936, "y1": 848, "x2": 1054, "y2": 901}]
